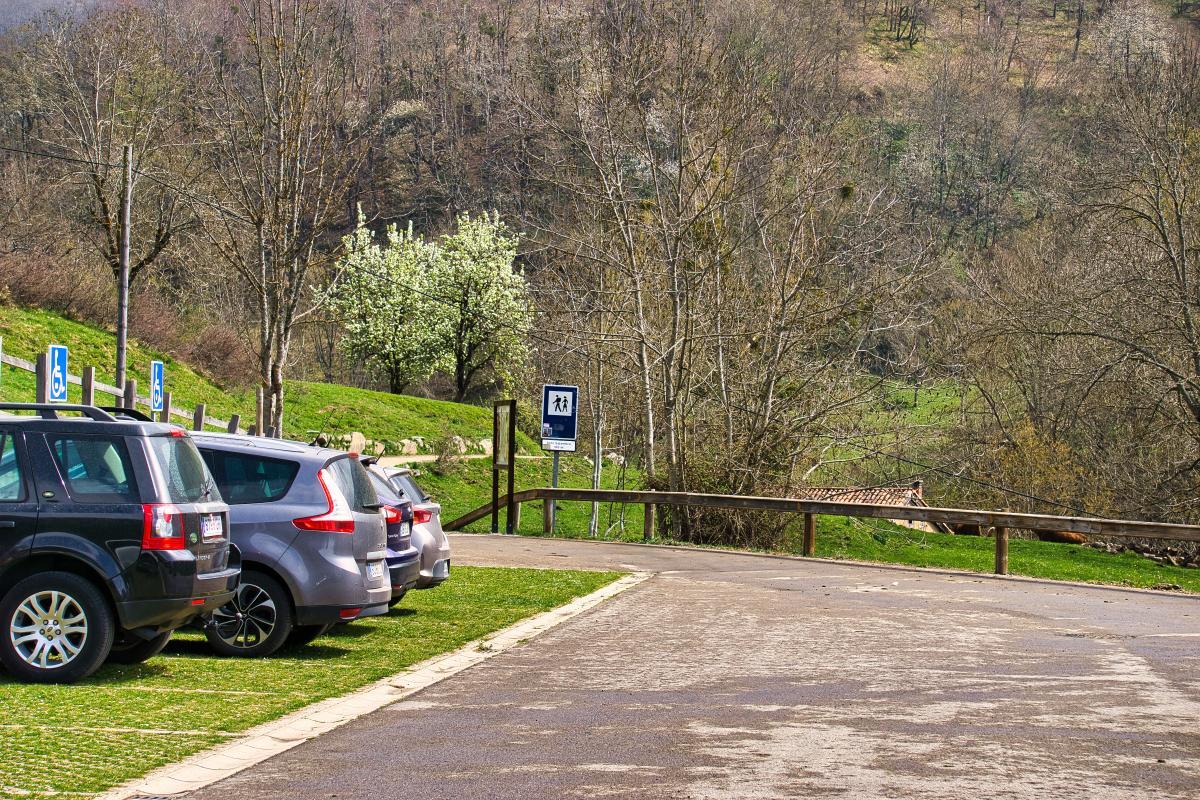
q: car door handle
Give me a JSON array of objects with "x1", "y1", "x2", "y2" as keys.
[{"x1": 0, "y1": 521, "x2": 15, "y2": 528}]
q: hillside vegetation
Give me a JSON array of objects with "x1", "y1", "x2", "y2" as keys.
[{"x1": 0, "y1": 305, "x2": 535, "y2": 452}]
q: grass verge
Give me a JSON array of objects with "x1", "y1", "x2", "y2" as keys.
[{"x1": 0, "y1": 565, "x2": 620, "y2": 799}]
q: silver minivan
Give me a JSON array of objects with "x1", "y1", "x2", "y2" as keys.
[{"x1": 193, "y1": 434, "x2": 390, "y2": 657}]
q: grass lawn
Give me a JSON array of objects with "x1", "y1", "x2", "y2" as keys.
[
  {"x1": 0, "y1": 566, "x2": 620, "y2": 799},
  {"x1": 810, "y1": 516, "x2": 1200, "y2": 592}
]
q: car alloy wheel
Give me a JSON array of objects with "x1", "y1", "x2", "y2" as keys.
[
  {"x1": 211, "y1": 582, "x2": 277, "y2": 649},
  {"x1": 9, "y1": 590, "x2": 88, "y2": 670}
]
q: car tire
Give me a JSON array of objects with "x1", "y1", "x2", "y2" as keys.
[
  {"x1": 284, "y1": 623, "x2": 331, "y2": 649},
  {"x1": 107, "y1": 631, "x2": 172, "y2": 665},
  {"x1": 0, "y1": 571, "x2": 115, "y2": 684},
  {"x1": 205, "y1": 570, "x2": 293, "y2": 658}
]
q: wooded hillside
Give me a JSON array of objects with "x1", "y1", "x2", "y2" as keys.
[{"x1": 2, "y1": 0, "x2": 1198, "y2": 544}]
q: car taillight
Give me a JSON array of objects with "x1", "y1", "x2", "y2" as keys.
[
  {"x1": 293, "y1": 468, "x2": 355, "y2": 533},
  {"x1": 414, "y1": 507, "x2": 432, "y2": 525},
  {"x1": 142, "y1": 503, "x2": 186, "y2": 550},
  {"x1": 383, "y1": 505, "x2": 402, "y2": 525}
]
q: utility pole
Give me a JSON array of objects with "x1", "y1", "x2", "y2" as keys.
[{"x1": 115, "y1": 143, "x2": 133, "y2": 390}]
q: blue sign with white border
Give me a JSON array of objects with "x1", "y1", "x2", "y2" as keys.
[
  {"x1": 47, "y1": 344, "x2": 68, "y2": 403},
  {"x1": 150, "y1": 360, "x2": 165, "y2": 413},
  {"x1": 541, "y1": 384, "x2": 579, "y2": 452}
]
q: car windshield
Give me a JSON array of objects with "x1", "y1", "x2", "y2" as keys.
[{"x1": 148, "y1": 435, "x2": 221, "y2": 504}]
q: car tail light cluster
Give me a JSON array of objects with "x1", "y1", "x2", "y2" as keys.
[
  {"x1": 293, "y1": 468, "x2": 356, "y2": 533},
  {"x1": 142, "y1": 503, "x2": 186, "y2": 550},
  {"x1": 382, "y1": 505, "x2": 402, "y2": 525},
  {"x1": 413, "y1": 507, "x2": 432, "y2": 525}
]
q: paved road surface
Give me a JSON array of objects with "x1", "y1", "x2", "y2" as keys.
[{"x1": 183, "y1": 535, "x2": 1200, "y2": 799}]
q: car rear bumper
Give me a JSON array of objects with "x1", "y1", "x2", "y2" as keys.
[
  {"x1": 387, "y1": 549, "x2": 421, "y2": 597},
  {"x1": 116, "y1": 564, "x2": 240, "y2": 634},
  {"x1": 416, "y1": 557, "x2": 450, "y2": 589}
]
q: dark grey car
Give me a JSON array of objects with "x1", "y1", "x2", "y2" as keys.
[{"x1": 192, "y1": 433, "x2": 390, "y2": 657}]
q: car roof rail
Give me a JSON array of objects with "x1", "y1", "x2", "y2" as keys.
[
  {"x1": 0, "y1": 403, "x2": 120, "y2": 422},
  {"x1": 98, "y1": 406, "x2": 156, "y2": 422}
]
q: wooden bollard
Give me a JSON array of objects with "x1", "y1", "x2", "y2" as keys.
[
  {"x1": 643, "y1": 503, "x2": 655, "y2": 541},
  {"x1": 81, "y1": 366, "x2": 95, "y2": 406},
  {"x1": 994, "y1": 525, "x2": 1009, "y2": 575},
  {"x1": 227, "y1": 413, "x2": 240, "y2": 434},
  {"x1": 543, "y1": 498, "x2": 553, "y2": 534},
  {"x1": 803, "y1": 512, "x2": 816, "y2": 557},
  {"x1": 255, "y1": 386, "x2": 265, "y2": 436},
  {"x1": 511, "y1": 500, "x2": 522, "y2": 533},
  {"x1": 34, "y1": 354, "x2": 48, "y2": 402},
  {"x1": 123, "y1": 379, "x2": 137, "y2": 410},
  {"x1": 193, "y1": 403, "x2": 206, "y2": 432},
  {"x1": 160, "y1": 391, "x2": 172, "y2": 423}
]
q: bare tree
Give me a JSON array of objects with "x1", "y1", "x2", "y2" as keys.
[{"x1": 196, "y1": 0, "x2": 376, "y2": 433}]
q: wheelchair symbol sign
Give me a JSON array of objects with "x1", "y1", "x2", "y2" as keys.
[
  {"x1": 47, "y1": 345, "x2": 68, "y2": 403},
  {"x1": 150, "y1": 360, "x2": 165, "y2": 412}
]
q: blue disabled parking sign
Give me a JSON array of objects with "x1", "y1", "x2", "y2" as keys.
[
  {"x1": 150, "y1": 360, "x2": 165, "y2": 413},
  {"x1": 47, "y1": 344, "x2": 68, "y2": 403},
  {"x1": 541, "y1": 384, "x2": 579, "y2": 452}
]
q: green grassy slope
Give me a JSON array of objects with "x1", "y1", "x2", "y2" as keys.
[
  {"x1": 0, "y1": 305, "x2": 534, "y2": 451},
  {"x1": 414, "y1": 454, "x2": 643, "y2": 536}
]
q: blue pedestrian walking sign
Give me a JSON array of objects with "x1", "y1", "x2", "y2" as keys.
[
  {"x1": 150, "y1": 360, "x2": 165, "y2": 413},
  {"x1": 541, "y1": 384, "x2": 579, "y2": 452},
  {"x1": 47, "y1": 344, "x2": 68, "y2": 403}
]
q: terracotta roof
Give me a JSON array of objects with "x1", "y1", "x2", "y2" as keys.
[{"x1": 801, "y1": 483, "x2": 926, "y2": 507}]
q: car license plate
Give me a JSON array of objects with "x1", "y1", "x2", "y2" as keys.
[
  {"x1": 201, "y1": 514, "x2": 224, "y2": 542},
  {"x1": 367, "y1": 561, "x2": 384, "y2": 580}
]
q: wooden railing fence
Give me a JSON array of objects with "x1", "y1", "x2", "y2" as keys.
[{"x1": 446, "y1": 487, "x2": 1200, "y2": 577}]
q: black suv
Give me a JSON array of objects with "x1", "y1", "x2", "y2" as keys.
[{"x1": 0, "y1": 404, "x2": 239, "y2": 683}]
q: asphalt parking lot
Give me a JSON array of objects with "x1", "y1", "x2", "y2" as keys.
[{"x1": 181, "y1": 535, "x2": 1200, "y2": 799}]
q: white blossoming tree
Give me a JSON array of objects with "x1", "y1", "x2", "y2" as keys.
[{"x1": 331, "y1": 211, "x2": 531, "y2": 399}]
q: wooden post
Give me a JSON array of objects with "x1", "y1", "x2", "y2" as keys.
[
  {"x1": 643, "y1": 503, "x2": 655, "y2": 541},
  {"x1": 512, "y1": 500, "x2": 521, "y2": 533},
  {"x1": 543, "y1": 499, "x2": 553, "y2": 534},
  {"x1": 803, "y1": 512, "x2": 816, "y2": 557},
  {"x1": 193, "y1": 403, "x2": 206, "y2": 432},
  {"x1": 123, "y1": 379, "x2": 137, "y2": 410},
  {"x1": 34, "y1": 353, "x2": 48, "y2": 402},
  {"x1": 159, "y1": 391, "x2": 172, "y2": 423},
  {"x1": 81, "y1": 366, "x2": 95, "y2": 406},
  {"x1": 994, "y1": 525, "x2": 1009, "y2": 575},
  {"x1": 227, "y1": 413, "x2": 240, "y2": 434},
  {"x1": 254, "y1": 386, "x2": 265, "y2": 436}
]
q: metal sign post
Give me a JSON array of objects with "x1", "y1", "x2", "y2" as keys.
[
  {"x1": 492, "y1": 400, "x2": 517, "y2": 535},
  {"x1": 47, "y1": 345, "x2": 69, "y2": 404},
  {"x1": 541, "y1": 384, "x2": 579, "y2": 533},
  {"x1": 150, "y1": 360, "x2": 165, "y2": 414}
]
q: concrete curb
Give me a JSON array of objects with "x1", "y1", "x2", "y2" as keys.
[{"x1": 96, "y1": 571, "x2": 652, "y2": 800}]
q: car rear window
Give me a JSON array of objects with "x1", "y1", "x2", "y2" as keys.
[
  {"x1": 327, "y1": 457, "x2": 378, "y2": 512},
  {"x1": 148, "y1": 435, "x2": 221, "y2": 504},
  {"x1": 47, "y1": 434, "x2": 138, "y2": 503},
  {"x1": 199, "y1": 449, "x2": 299, "y2": 505},
  {"x1": 391, "y1": 472, "x2": 429, "y2": 504},
  {"x1": 368, "y1": 470, "x2": 402, "y2": 506}
]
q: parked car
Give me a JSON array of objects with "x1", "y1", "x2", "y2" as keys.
[
  {"x1": 383, "y1": 466, "x2": 450, "y2": 589},
  {"x1": 0, "y1": 403, "x2": 238, "y2": 683},
  {"x1": 360, "y1": 464, "x2": 420, "y2": 604},
  {"x1": 192, "y1": 433, "x2": 390, "y2": 657}
]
